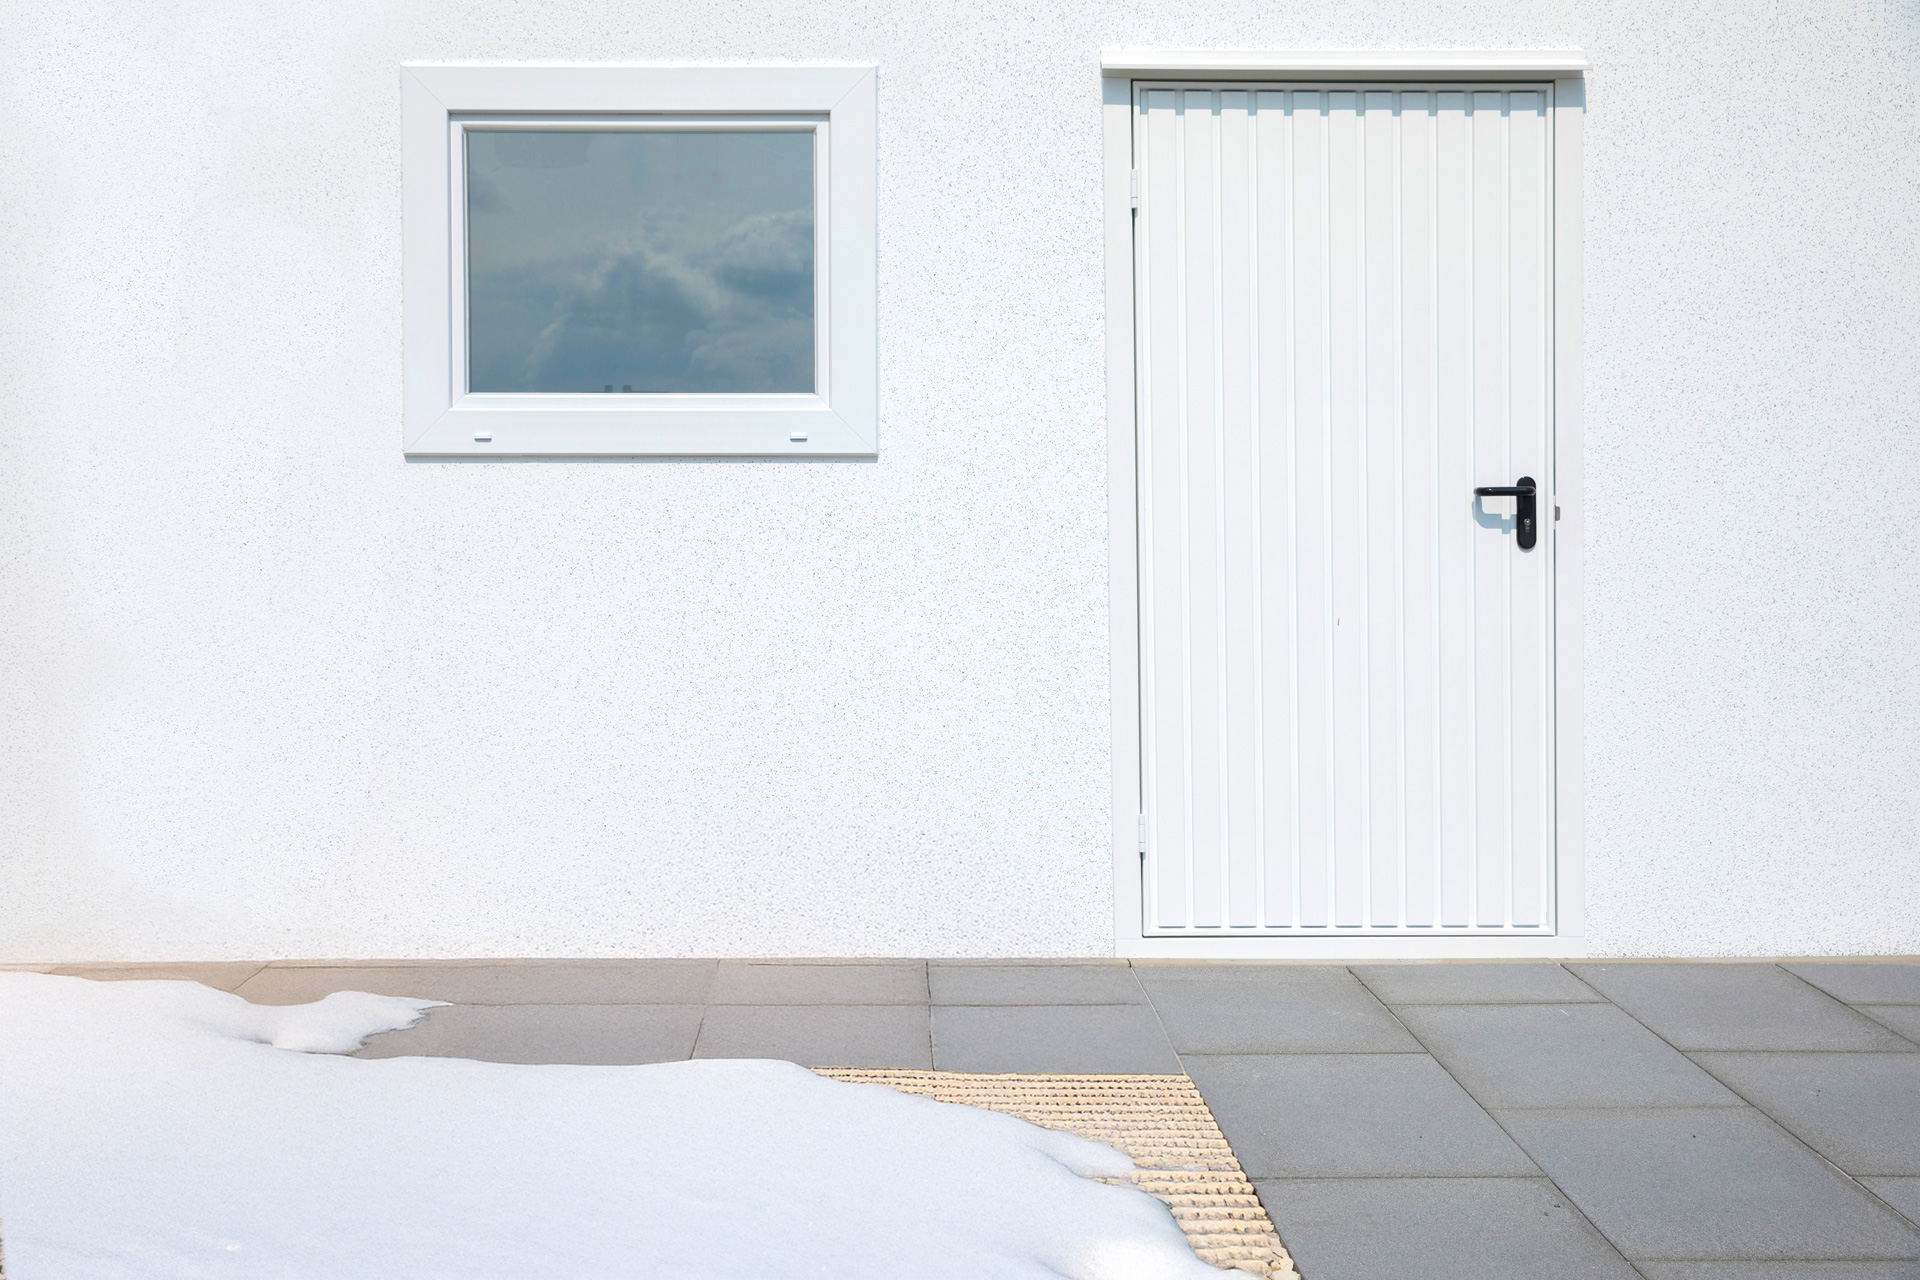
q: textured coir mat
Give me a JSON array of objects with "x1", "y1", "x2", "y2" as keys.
[{"x1": 814, "y1": 1070, "x2": 1299, "y2": 1279}]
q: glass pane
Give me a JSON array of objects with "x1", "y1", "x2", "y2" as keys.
[{"x1": 465, "y1": 129, "x2": 815, "y2": 394}]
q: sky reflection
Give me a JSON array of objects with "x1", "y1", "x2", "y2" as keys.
[{"x1": 466, "y1": 129, "x2": 816, "y2": 394}]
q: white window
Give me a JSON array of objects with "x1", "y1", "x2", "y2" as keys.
[{"x1": 401, "y1": 64, "x2": 876, "y2": 456}]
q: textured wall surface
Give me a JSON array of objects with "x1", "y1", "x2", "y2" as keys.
[{"x1": 3, "y1": 0, "x2": 1917, "y2": 959}]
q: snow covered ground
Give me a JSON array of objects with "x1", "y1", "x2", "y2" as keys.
[{"x1": 0, "y1": 973, "x2": 1219, "y2": 1279}]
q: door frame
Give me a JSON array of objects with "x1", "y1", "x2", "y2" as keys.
[{"x1": 1102, "y1": 50, "x2": 1589, "y2": 958}]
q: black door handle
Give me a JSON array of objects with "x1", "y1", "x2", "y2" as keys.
[{"x1": 1474, "y1": 476, "x2": 1538, "y2": 550}]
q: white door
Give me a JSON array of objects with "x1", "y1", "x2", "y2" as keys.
[{"x1": 1134, "y1": 84, "x2": 1554, "y2": 934}]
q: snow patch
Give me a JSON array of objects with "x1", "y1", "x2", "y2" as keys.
[
  {"x1": 0, "y1": 974, "x2": 1218, "y2": 1279},
  {"x1": 189, "y1": 988, "x2": 445, "y2": 1053}
]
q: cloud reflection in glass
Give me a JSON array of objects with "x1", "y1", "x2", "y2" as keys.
[{"x1": 465, "y1": 129, "x2": 816, "y2": 394}]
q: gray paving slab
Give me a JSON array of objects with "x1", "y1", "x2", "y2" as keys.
[
  {"x1": 691, "y1": 1004, "x2": 932, "y2": 1068},
  {"x1": 1183, "y1": 1053, "x2": 1538, "y2": 1177},
  {"x1": 929, "y1": 963, "x2": 1147, "y2": 1005},
  {"x1": 1398, "y1": 1003, "x2": 1744, "y2": 1109},
  {"x1": 1690, "y1": 1052, "x2": 1920, "y2": 1175},
  {"x1": 51, "y1": 962, "x2": 266, "y2": 991},
  {"x1": 708, "y1": 961, "x2": 928, "y2": 1005},
  {"x1": 1138, "y1": 967, "x2": 1423, "y2": 1053},
  {"x1": 1353, "y1": 962, "x2": 1606, "y2": 1005},
  {"x1": 1495, "y1": 1105, "x2": 1920, "y2": 1260},
  {"x1": 931, "y1": 958, "x2": 1127, "y2": 966},
  {"x1": 354, "y1": 1003, "x2": 702, "y2": 1065},
  {"x1": 1864, "y1": 1007, "x2": 1920, "y2": 1045},
  {"x1": 1785, "y1": 965, "x2": 1920, "y2": 1006},
  {"x1": 1863, "y1": 1178, "x2": 1920, "y2": 1226},
  {"x1": 1249, "y1": 1177, "x2": 1639, "y2": 1280},
  {"x1": 930, "y1": 1004, "x2": 1180, "y2": 1073},
  {"x1": 1568, "y1": 964, "x2": 1914, "y2": 1051},
  {"x1": 1636, "y1": 1265, "x2": 1920, "y2": 1280},
  {"x1": 1133, "y1": 963, "x2": 1356, "y2": 984},
  {"x1": 235, "y1": 961, "x2": 717, "y2": 1006}
]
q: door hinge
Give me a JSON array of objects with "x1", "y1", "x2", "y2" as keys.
[
  {"x1": 1129, "y1": 168, "x2": 1139, "y2": 208},
  {"x1": 1137, "y1": 814, "x2": 1147, "y2": 854}
]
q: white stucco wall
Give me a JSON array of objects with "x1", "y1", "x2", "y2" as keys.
[{"x1": 3, "y1": 0, "x2": 1917, "y2": 960}]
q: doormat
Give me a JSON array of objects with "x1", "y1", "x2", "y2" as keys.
[{"x1": 814, "y1": 1070, "x2": 1299, "y2": 1279}]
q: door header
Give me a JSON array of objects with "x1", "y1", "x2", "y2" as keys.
[{"x1": 1100, "y1": 49, "x2": 1590, "y2": 78}]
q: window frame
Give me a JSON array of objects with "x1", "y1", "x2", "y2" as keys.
[{"x1": 401, "y1": 63, "x2": 877, "y2": 458}]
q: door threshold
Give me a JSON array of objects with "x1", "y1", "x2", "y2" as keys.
[{"x1": 1119, "y1": 935, "x2": 1588, "y2": 961}]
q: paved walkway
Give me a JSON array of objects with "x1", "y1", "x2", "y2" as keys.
[{"x1": 35, "y1": 958, "x2": 1920, "y2": 1279}]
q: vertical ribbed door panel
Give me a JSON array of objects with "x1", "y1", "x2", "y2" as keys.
[{"x1": 1136, "y1": 86, "x2": 1552, "y2": 934}]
